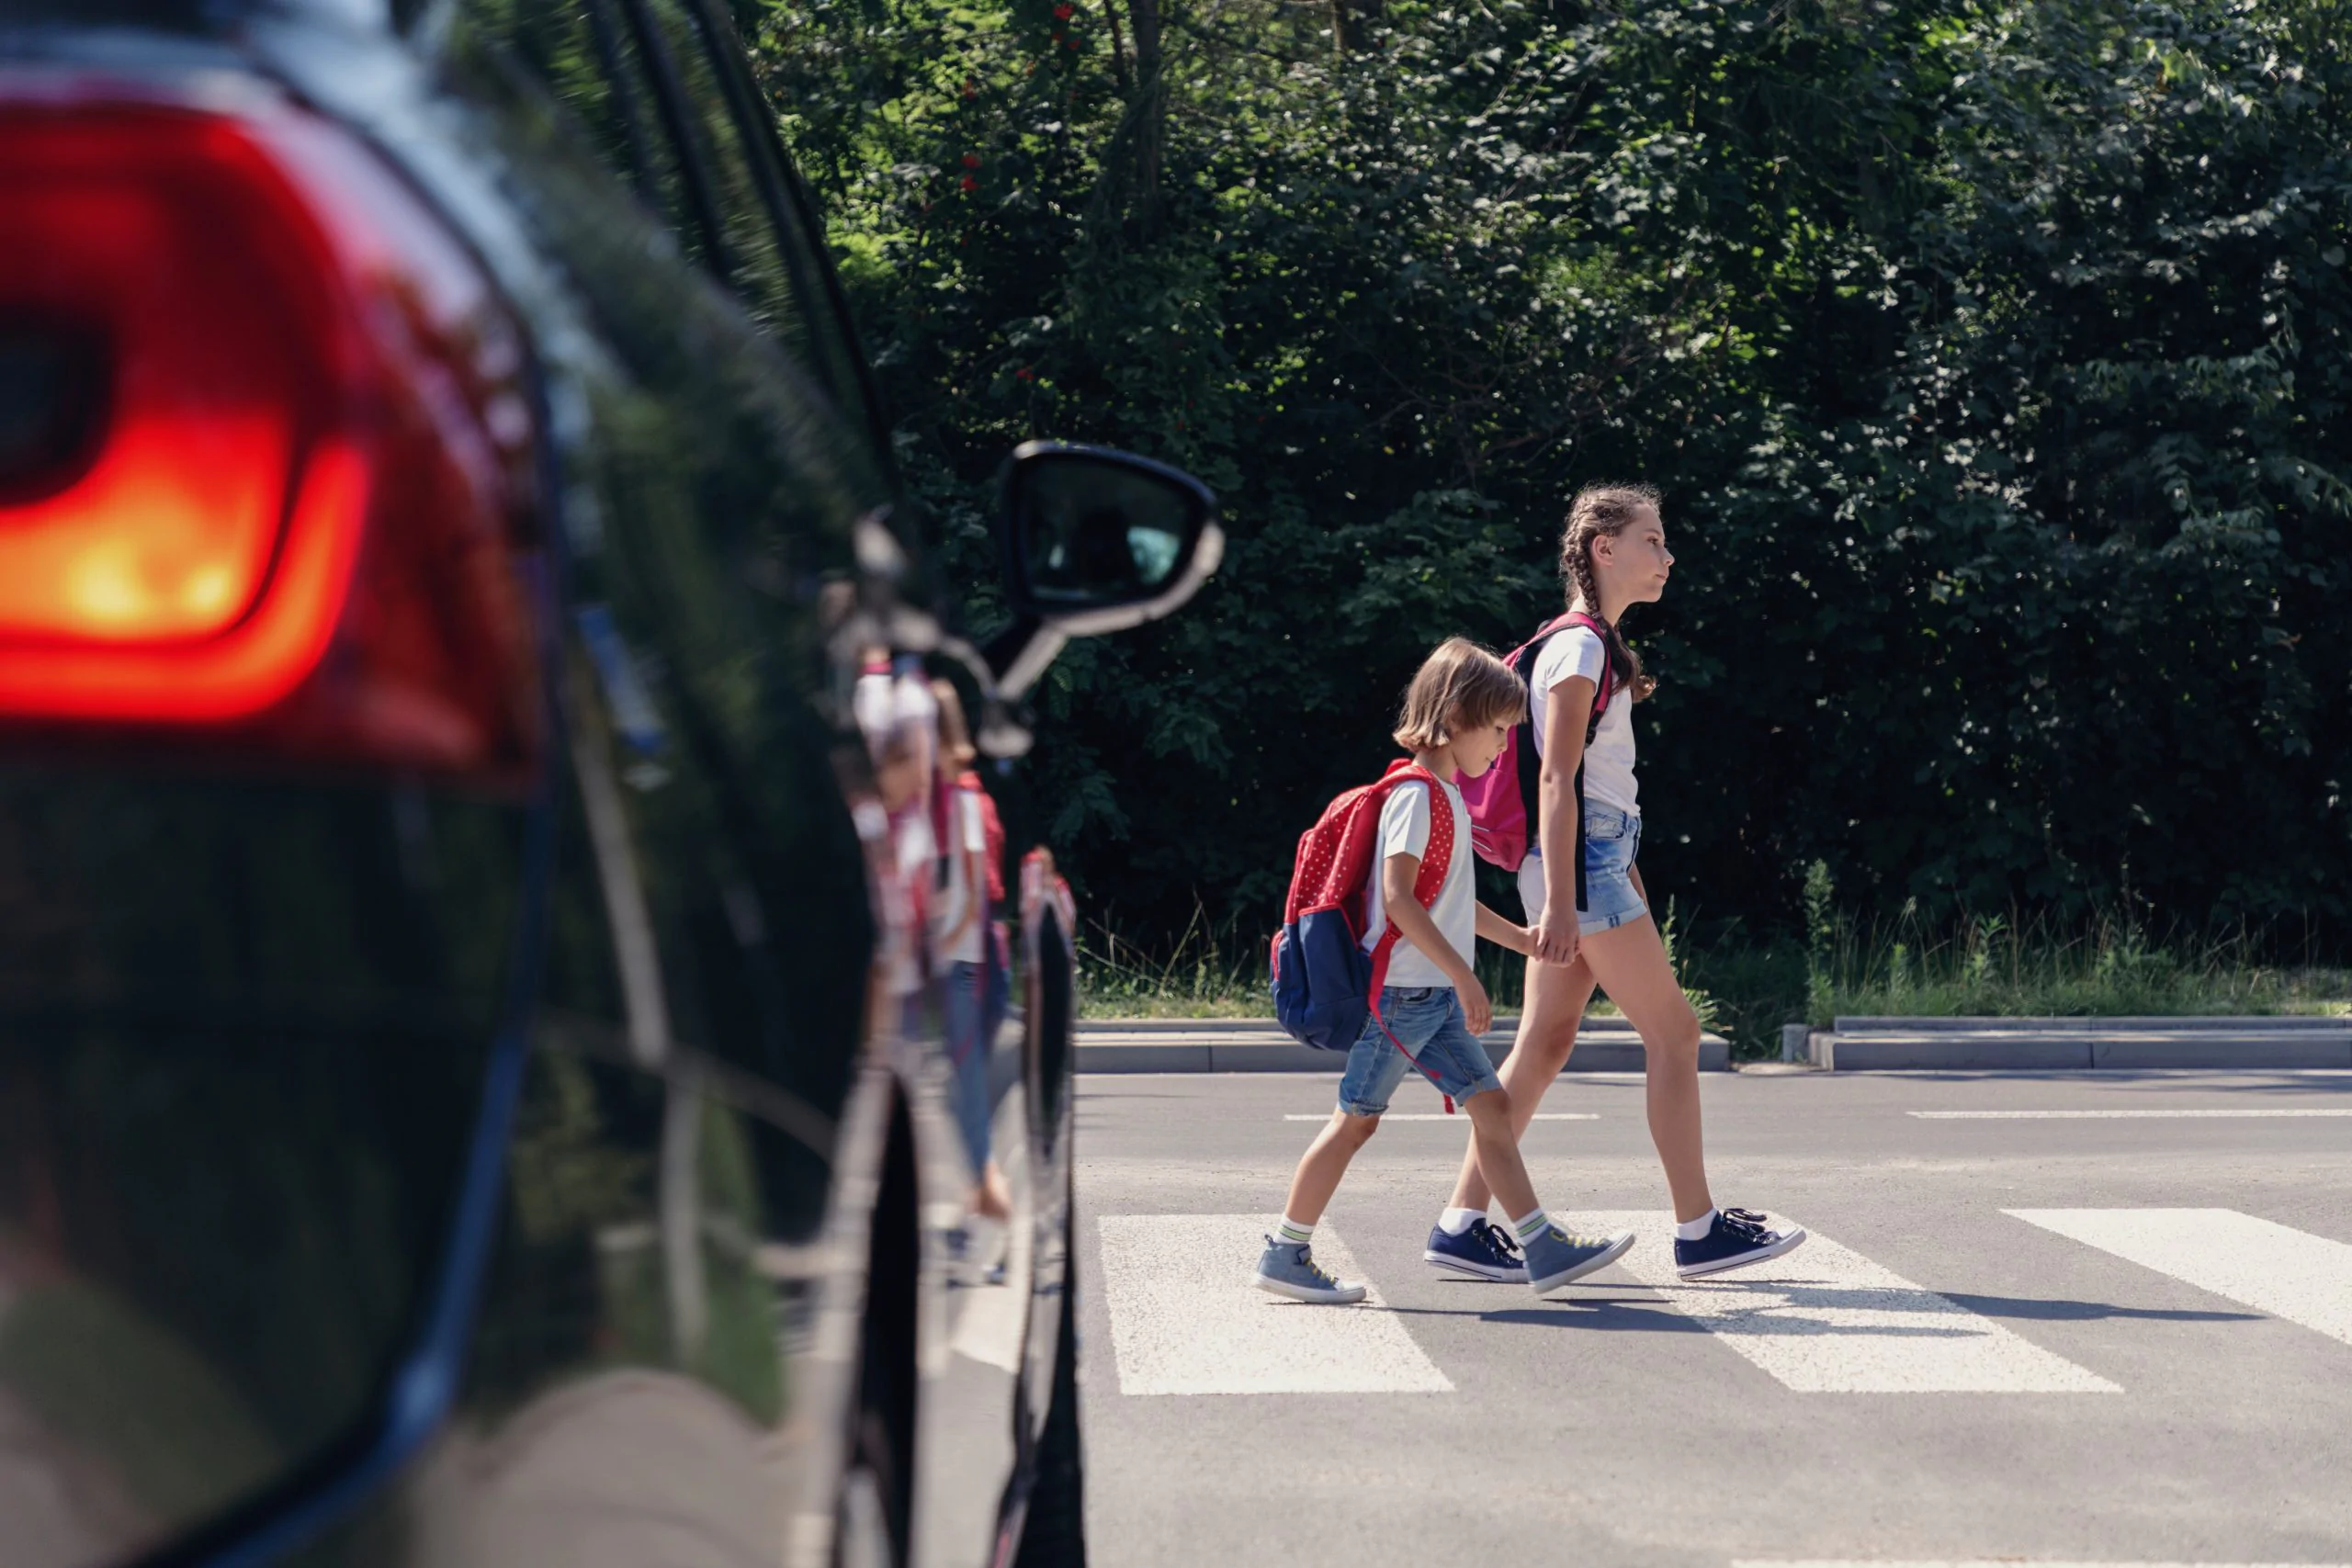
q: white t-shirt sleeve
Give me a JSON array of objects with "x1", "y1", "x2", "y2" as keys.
[
  {"x1": 1529, "y1": 626, "x2": 1609, "y2": 760},
  {"x1": 958, "y1": 789, "x2": 988, "y2": 854},
  {"x1": 1379, "y1": 781, "x2": 1433, "y2": 864}
]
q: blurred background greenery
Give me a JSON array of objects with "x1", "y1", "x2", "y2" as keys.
[{"x1": 750, "y1": 0, "x2": 2352, "y2": 1045}]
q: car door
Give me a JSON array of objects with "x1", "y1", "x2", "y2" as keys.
[
  {"x1": 226, "y1": 0, "x2": 961, "y2": 1562},
  {"x1": 354, "y1": 2, "x2": 1040, "y2": 1563}
]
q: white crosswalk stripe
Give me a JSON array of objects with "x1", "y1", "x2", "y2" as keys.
[
  {"x1": 2007, "y1": 1208, "x2": 2352, "y2": 1348},
  {"x1": 1096, "y1": 1214, "x2": 1453, "y2": 1395},
  {"x1": 1915, "y1": 1109, "x2": 2352, "y2": 1119},
  {"x1": 1577, "y1": 1212, "x2": 2120, "y2": 1393},
  {"x1": 1734, "y1": 1560, "x2": 2352, "y2": 1567},
  {"x1": 1279, "y1": 1112, "x2": 1597, "y2": 1122}
]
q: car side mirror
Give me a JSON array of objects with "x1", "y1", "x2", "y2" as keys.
[
  {"x1": 966, "y1": 441, "x2": 1222, "y2": 715},
  {"x1": 999, "y1": 442, "x2": 1221, "y2": 637}
]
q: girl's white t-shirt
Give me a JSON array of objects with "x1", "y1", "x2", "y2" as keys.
[
  {"x1": 885, "y1": 808, "x2": 935, "y2": 998},
  {"x1": 1529, "y1": 625, "x2": 1638, "y2": 818},
  {"x1": 928, "y1": 787, "x2": 990, "y2": 967},
  {"x1": 1360, "y1": 777, "x2": 1475, "y2": 989}
]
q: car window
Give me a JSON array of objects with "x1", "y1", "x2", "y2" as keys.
[
  {"x1": 445, "y1": 0, "x2": 881, "y2": 446},
  {"x1": 450, "y1": 0, "x2": 695, "y2": 234},
  {"x1": 630, "y1": 0, "x2": 882, "y2": 444}
]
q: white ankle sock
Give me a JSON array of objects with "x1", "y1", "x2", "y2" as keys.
[
  {"x1": 1676, "y1": 1208, "x2": 1719, "y2": 1242},
  {"x1": 1277, "y1": 1215, "x2": 1315, "y2": 1247},
  {"x1": 1510, "y1": 1208, "x2": 1550, "y2": 1244},
  {"x1": 1439, "y1": 1207, "x2": 1485, "y2": 1236}
]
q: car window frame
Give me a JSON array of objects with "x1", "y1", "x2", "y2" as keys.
[{"x1": 618, "y1": 0, "x2": 891, "y2": 459}]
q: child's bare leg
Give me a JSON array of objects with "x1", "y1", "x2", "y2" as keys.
[
  {"x1": 1281, "y1": 1110, "x2": 1381, "y2": 1226},
  {"x1": 1449, "y1": 953, "x2": 1597, "y2": 1212},
  {"x1": 1459, "y1": 1089, "x2": 1539, "y2": 1221},
  {"x1": 1578, "y1": 915, "x2": 1713, "y2": 1223}
]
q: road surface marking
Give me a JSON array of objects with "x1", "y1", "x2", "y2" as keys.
[
  {"x1": 1735, "y1": 1561, "x2": 2352, "y2": 1567},
  {"x1": 2007, "y1": 1208, "x2": 2352, "y2": 1348},
  {"x1": 1280, "y1": 1112, "x2": 1597, "y2": 1122},
  {"x1": 1095, "y1": 1214, "x2": 1453, "y2": 1395},
  {"x1": 948, "y1": 1213, "x2": 1031, "y2": 1373},
  {"x1": 1581, "y1": 1212, "x2": 2120, "y2": 1393},
  {"x1": 1914, "y1": 1108, "x2": 2352, "y2": 1119}
]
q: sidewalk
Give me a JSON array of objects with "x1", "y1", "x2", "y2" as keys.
[
  {"x1": 1076, "y1": 1015, "x2": 1731, "y2": 1074},
  {"x1": 1788, "y1": 1014, "x2": 2352, "y2": 1071}
]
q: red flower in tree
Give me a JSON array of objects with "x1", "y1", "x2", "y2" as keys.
[
  {"x1": 1015, "y1": 367, "x2": 1035, "y2": 382},
  {"x1": 959, "y1": 174, "x2": 978, "y2": 192},
  {"x1": 962, "y1": 152, "x2": 981, "y2": 167},
  {"x1": 961, "y1": 78, "x2": 978, "y2": 97},
  {"x1": 1052, "y1": 3, "x2": 1073, "y2": 17}
]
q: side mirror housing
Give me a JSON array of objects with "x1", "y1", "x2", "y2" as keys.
[{"x1": 998, "y1": 442, "x2": 1221, "y2": 637}]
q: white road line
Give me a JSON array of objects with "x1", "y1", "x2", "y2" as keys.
[
  {"x1": 1279, "y1": 1112, "x2": 1598, "y2": 1122},
  {"x1": 1915, "y1": 1108, "x2": 2352, "y2": 1120},
  {"x1": 1581, "y1": 1212, "x2": 2120, "y2": 1393},
  {"x1": 1735, "y1": 1561, "x2": 2352, "y2": 1567},
  {"x1": 1095, "y1": 1214, "x2": 1453, "y2": 1395},
  {"x1": 948, "y1": 1214, "x2": 1032, "y2": 1373},
  {"x1": 2007, "y1": 1208, "x2": 2352, "y2": 1348}
]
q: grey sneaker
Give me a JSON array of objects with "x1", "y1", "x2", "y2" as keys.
[
  {"x1": 1522, "y1": 1224, "x2": 1637, "y2": 1296},
  {"x1": 1253, "y1": 1236, "x2": 1368, "y2": 1304}
]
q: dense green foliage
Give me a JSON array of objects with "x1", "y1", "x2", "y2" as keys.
[{"x1": 752, "y1": 0, "x2": 2352, "y2": 953}]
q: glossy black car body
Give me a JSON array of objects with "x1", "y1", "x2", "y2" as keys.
[{"x1": 0, "y1": 2, "x2": 1207, "y2": 1565}]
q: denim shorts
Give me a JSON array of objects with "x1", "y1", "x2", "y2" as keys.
[
  {"x1": 1336, "y1": 987, "x2": 1504, "y2": 1118},
  {"x1": 1519, "y1": 803, "x2": 1647, "y2": 936}
]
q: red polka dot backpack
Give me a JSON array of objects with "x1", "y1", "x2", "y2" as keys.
[{"x1": 1269, "y1": 759, "x2": 1453, "y2": 1054}]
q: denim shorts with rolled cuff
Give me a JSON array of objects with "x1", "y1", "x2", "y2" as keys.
[
  {"x1": 1336, "y1": 986, "x2": 1505, "y2": 1118},
  {"x1": 1519, "y1": 803, "x2": 1647, "y2": 936}
]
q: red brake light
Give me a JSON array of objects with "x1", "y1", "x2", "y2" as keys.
[{"x1": 0, "y1": 89, "x2": 541, "y2": 776}]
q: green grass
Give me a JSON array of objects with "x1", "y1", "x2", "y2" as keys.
[
  {"x1": 1077, "y1": 885, "x2": 2352, "y2": 1059},
  {"x1": 1804, "y1": 915, "x2": 2352, "y2": 1029},
  {"x1": 1074, "y1": 901, "x2": 1724, "y2": 1032}
]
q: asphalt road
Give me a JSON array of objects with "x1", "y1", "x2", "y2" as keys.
[{"x1": 1069, "y1": 1067, "x2": 2352, "y2": 1568}]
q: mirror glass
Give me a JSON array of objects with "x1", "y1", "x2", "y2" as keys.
[{"x1": 1016, "y1": 453, "x2": 1202, "y2": 608}]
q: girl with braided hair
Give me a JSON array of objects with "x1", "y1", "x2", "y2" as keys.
[{"x1": 1420, "y1": 484, "x2": 1809, "y2": 1284}]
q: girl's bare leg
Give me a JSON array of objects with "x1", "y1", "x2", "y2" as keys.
[
  {"x1": 1577, "y1": 915, "x2": 1714, "y2": 1223},
  {"x1": 1448, "y1": 952, "x2": 1598, "y2": 1212}
]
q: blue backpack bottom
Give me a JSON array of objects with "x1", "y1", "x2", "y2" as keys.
[{"x1": 1271, "y1": 906, "x2": 1372, "y2": 1052}]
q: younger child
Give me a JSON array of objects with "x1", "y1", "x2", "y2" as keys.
[
  {"x1": 931, "y1": 680, "x2": 1013, "y2": 1224},
  {"x1": 1255, "y1": 639, "x2": 1636, "y2": 1303}
]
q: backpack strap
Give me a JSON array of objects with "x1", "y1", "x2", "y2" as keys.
[
  {"x1": 1363, "y1": 762, "x2": 1469, "y2": 1110},
  {"x1": 1519, "y1": 612, "x2": 1621, "y2": 912}
]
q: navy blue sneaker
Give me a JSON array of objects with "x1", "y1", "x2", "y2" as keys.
[
  {"x1": 1673, "y1": 1208, "x2": 1807, "y2": 1279},
  {"x1": 1423, "y1": 1219, "x2": 1526, "y2": 1281}
]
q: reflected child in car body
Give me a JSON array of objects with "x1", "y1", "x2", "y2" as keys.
[
  {"x1": 930, "y1": 680, "x2": 1013, "y2": 1225},
  {"x1": 854, "y1": 653, "x2": 938, "y2": 1033},
  {"x1": 1254, "y1": 639, "x2": 1640, "y2": 1303}
]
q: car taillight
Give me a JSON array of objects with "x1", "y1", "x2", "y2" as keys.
[{"x1": 0, "y1": 89, "x2": 542, "y2": 778}]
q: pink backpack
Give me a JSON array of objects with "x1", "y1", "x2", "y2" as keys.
[{"x1": 1459, "y1": 611, "x2": 1616, "y2": 872}]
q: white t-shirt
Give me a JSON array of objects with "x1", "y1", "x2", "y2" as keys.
[
  {"x1": 1529, "y1": 625, "x2": 1637, "y2": 818},
  {"x1": 929, "y1": 787, "x2": 989, "y2": 967},
  {"x1": 1360, "y1": 777, "x2": 1476, "y2": 989},
  {"x1": 884, "y1": 807, "x2": 935, "y2": 998}
]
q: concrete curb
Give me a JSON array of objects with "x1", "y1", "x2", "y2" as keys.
[
  {"x1": 1076, "y1": 1019, "x2": 1730, "y2": 1075},
  {"x1": 1789, "y1": 1015, "x2": 2352, "y2": 1071}
]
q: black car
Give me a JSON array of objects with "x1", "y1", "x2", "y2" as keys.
[{"x1": 0, "y1": 2, "x2": 1216, "y2": 1564}]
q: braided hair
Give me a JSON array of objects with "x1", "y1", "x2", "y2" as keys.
[{"x1": 1557, "y1": 483, "x2": 1660, "y2": 702}]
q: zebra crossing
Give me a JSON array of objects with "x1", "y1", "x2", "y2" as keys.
[
  {"x1": 1094, "y1": 1205, "x2": 2352, "y2": 1398},
  {"x1": 1076, "y1": 1070, "x2": 2352, "y2": 1568}
]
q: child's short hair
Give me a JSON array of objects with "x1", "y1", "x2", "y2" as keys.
[{"x1": 1392, "y1": 637, "x2": 1526, "y2": 750}]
